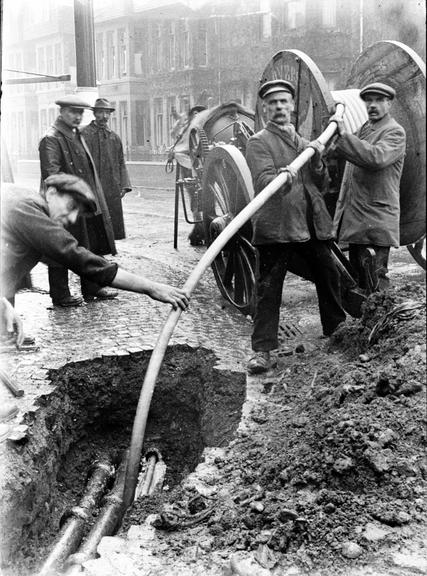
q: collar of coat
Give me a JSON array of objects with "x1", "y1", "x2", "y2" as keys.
[
  {"x1": 265, "y1": 120, "x2": 300, "y2": 150},
  {"x1": 90, "y1": 120, "x2": 112, "y2": 133},
  {"x1": 53, "y1": 117, "x2": 81, "y2": 140}
]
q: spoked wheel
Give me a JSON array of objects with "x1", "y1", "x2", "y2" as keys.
[
  {"x1": 202, "y1": 145, "x2": 257, "y2": 316},
  {"x1": 407, "y1": 236, "x2": 426, "y2": 270}
]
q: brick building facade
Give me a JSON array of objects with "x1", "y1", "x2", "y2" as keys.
[{"x1": 2, "y1": 0, "x2": 425, "y2": 164}]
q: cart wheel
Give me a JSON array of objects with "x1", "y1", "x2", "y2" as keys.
[
  {"x1": 202, "y1": 145, "x2": 257, "y2": 316},
  {"x1": 407, "y1": 237, "x2": 426, "y2": 270}
]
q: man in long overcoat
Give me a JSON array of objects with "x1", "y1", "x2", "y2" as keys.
[
  {"x1": 330, "y1": 83, "x2": 406, "y2": 290},
  {"x1": 39, "y1": 95, "x2": 118, "y2": 305},
  {"x1": 82, "y1": 98, "x2": 132, "y2": 240},
  {"x1": 245, "y1": 80, "x2": 346, "y2": 374}
]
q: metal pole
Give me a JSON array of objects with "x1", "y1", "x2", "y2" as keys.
[
  {"x1": 74, "y1": 0, "x2": 97, "y2": 87},
  {"x1": 122, "y1": 105, "x2": 345, "y2": 509}
]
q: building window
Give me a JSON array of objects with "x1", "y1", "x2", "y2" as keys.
[
  {"x1": 106, "y1": 31, "x2": 116, "y2": 78},
  {"x1": 110, "y1": 102, "x2": 117, "y2": 132},
  {"x1": 183, "y1": 20, "x2": 190, "y2": 68},
  {"x1": 198, "y1": 21, "x2": 208, "y2": 66},
  {"x1": 179, "y1": 95, "x2": 190, "y2": 115},
  {"x1": 287, "y1": 0, "x2": 306, "y2": 29},
  {"x1": 135, "y1": 100, "x2": 150, "y2": 146},
  {"x1": 169, "y1": 22, "x2": 176, "y2": 70},
  {"x1": 167, "y1": 96, "x2": 176, "y2": 145},
  {"x1": 96, "y1": 32, "x2": 104, "y2": 80},
  {"x1": 119, "y1": 101, "x2": 129, "y2": 156},
  {"x1": 154, "y1": 98, "x2": 163, "y2": 149},
  {"x1": 40, "y1": 109, "x2": 48, "y2": 136},
  {"x1": 321, "y1": 0, "x2": 336, "y2": 27},
  {"x1": 37, "y1": 47, "x2": 46, "y2": 74},
  {"x1": 119, "y1": 29, "x2": 127, "y2": 77},
  {"x1": 46, "y1": 45, "x2": 54, "y2": 75}
]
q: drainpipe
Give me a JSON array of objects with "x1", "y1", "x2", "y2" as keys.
[
  {"x1": 64, "y1": 451, "x2": 129, "y2": 575},
  {"x1": 37, "y1": 458, "x2": 114, "y2": 576},
  {"x1": 122, "y1": 104, "x2": 346, "y2": 509}
]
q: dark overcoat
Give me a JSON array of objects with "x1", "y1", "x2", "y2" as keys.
[
  {"x1": 246, "y1": 121, "x2": 333, "y2": 245},
  {"x1": 1, "y1": 185, "x2": 118, "y2": 300},
  {"x1": 333, "y1": 113, "x2": 406, "y2": 247},
  {"x1": 39, "y1": 117, "x2": 116, "y2": 255},
  {"x1": 82, "y1": 121, "x2": 131, "y2": 239}
]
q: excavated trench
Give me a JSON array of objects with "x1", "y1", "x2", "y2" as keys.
[{"x1": 1, "y1": 345, "x2": 246, "y2": 576}]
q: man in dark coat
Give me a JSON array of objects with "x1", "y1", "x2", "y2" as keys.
[
  {"x1": 330, "y1": 83, "x2": 406, "y2": 291},
  {"x1": 245, "y1": 79, "x2": 346, "y2": 374},
  {"x1": 1, "y1": 174, "x2": 189, "y2": 312},
  {"x1": 39, "y1": 95, "x2": 118, "y2": 306},
  {"x1": 82, "y1": 98, "x2": 132, "y2": 240}
]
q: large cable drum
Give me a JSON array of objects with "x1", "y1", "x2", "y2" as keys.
[
  {"x1": 346, "y1": 40, "x2": 426, "y2": 247},
  {"x1": 255, "y1": 43, "x2": 426, "y2": 252}
]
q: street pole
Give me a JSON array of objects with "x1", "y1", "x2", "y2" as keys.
[{"x1": 74, "y1": 0, "x2": 98, "y2": 114}]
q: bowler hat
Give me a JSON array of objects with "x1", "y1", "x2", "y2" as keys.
[
  {"x1": 55, "y1": 95, "x2": 91, "y2": 109},
  {"x1": 359, "y1": 82, "x2": 396, "y2": 100},
  {"x1": 258, "y1": 80, "x2": 296, "y2": 100},
  {"x1": 44, "y1": 174, "x2": 97, "y2": 213},
  {"x1": 189, "y1": 105, "x2": 206, "y2": 116},
  {"x1": 92, "y1": 98, "x2": 115, "y2": 111}
]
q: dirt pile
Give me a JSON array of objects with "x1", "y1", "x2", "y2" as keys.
[{"x1": 128, "y1": 283, "x2": 426, "y2": 574}]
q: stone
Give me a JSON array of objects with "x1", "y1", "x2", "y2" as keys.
[
  {"x1": 391, "y1": 551, "x2": 427, "y2": 573},
  {"x1": 333, "y1": 456, "x2": 354, "y2": 473},
  {"x1": 363, "y1": 522, "x2": 389, "y2": 542},
  {"x1": 341, "y1": 541, "x2": 363, "y2": 559}
]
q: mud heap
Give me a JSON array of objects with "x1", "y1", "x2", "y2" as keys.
[{"x1": 128, "y1": 283, "x2": 425, "y2": 574}]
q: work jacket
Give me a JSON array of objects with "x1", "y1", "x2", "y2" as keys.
[
  {"x1": 82, "y1": 121, "x2": 131, "y2": 240},
  {"x1": 0, "y1": 185, "x2": 118, "y2": 300},
  {"x1": 333, "y1": 113, "x2": 406, "y2": 247},
  {"x1": 39, "y1": 117, "x2": 116, "y2": 255},
  {"x1": 246, "y1": 122, "x2": 332, "y2": 245}
]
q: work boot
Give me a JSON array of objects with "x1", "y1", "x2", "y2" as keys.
[
  {"x1": 83, "y1": 287, "x2": 118, "y2": 301},
  {"x1": 52, "y1": 295, "x2": 83, "y2": 307},
  {"x1": 188, "y1": 223, "x2": 205, "y2": 246},
  {"x1": 0, "y1": 402, "x2": 18, "y2": 423},
  {"x1": 247, "y1": 351, "x2": 277, "y2": 375}
]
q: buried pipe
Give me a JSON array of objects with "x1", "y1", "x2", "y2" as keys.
[
  {"x1": 37, "y1": 457, "x2": 114, "y2": 576},
  {"x1": 135, "y1": 449, "x2": 167, "y2": 499},
  {"x1": 123, "y1": 104, "x2": 346, "y2": 510},
  {"x1": 63, "y1": 452, "x2": 129, "y2": 575}
]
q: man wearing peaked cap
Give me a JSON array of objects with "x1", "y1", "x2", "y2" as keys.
[
  {"x1": 359, "y1": 82, "x2": 396, "y2": 100},
  {"x1": 39, "y1": 94, "x2": 118, "y2": 306},
  {"x1": 258, "y1": 79, "x2": 296, "y2": 100},
  {"x1": 245, "y1": 78, "x2": 346, "y2": 374},
  {"x1": 82, "y1": 97, "x2": 132, "y2": 242},
  {"x1": 54, "y1": 95, "x2": 92, "y2": 108},
  {"x1": 1, "y1": 177, "x2": 190, "y2": 313},
  {"x1": 329, "y1": 81, "x2": 405, "y2": 292}
]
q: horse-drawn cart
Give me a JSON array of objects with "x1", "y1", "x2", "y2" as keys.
[{"x1": 168, "y1": 41, "x2": 426, "y2": 318}]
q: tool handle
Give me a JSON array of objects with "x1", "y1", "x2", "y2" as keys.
[{"x1": 0, "y1": 368, "x2": 24, "y2": 397}]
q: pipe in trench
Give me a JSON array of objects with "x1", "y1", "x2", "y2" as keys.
[
  {"x1": 37, "y1": 457, "x2": 114, "y2": 576},
  {"x1": 63, "y1": 451, "x2": 129, "y2": 575},
  {"x1": 123, "y1": 106, "x2": 345, "y2": 509},
  {"x1": 39, "y1": 109, "x2": 344, "y2": 574}
]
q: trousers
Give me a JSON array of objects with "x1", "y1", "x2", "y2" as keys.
[{"x1": 252, "y1": 240, "x2": 346, "y2": 351}]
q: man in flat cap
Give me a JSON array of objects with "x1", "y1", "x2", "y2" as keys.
[
  {"x1": 245, "y1": 79, "x2": 346, "y2": 374},
  {"x1": 1, "y1": 175, "x2": 189, "y2": 312},
  {"x1": 82, "y1": 98, "x2": 132, "y2": 241},
  {"x1": 39, "y1": 95, "x2": 118, "y2": 306},
  {"x1": 329, "y1": 82, "x2": 406, "y2": 291}
]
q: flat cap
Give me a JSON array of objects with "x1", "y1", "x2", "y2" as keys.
[
  {"x1": 92, "y1": 97, "x2": 115, "y2": 111},
  {"x1": 45, "y1": 174, "x2": 97, "y2": 213},
  {"x1": 359, "y1": 82, "x2": 396, "y2": 100},
  {"x1": 55, "y1": 95, "x2": 92, "y2": 109},
  {"x1": 258, "y1": 79, "x2": 296, "y2": 100}
]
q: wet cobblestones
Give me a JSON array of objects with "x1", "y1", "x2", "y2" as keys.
[{"x1": 0, "y1": 190, "x2": 252, "y2": 425}]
